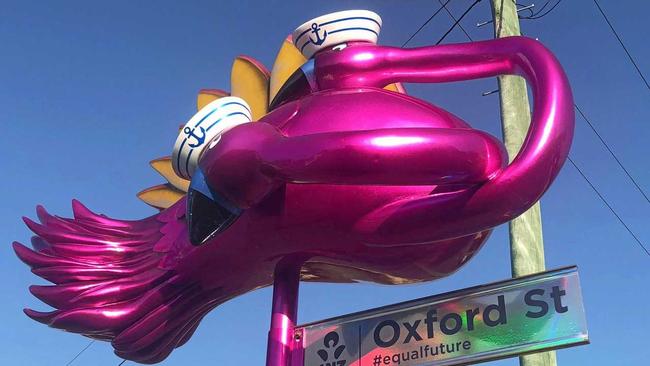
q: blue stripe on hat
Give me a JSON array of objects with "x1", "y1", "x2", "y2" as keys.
[
  {"x1": 205, "y1": 112, "x2": 250, "y2": 132},
  {"x1": 185, "y1": 148, "x2": 194, "y2": 178},
  {"x1": 178, "y1": 101, "x2": 250, "y2": 177},
  {"x1": 299, "y1": 27, "x2": 379, "y2": 52},
  {"x1": 176, "y1": 138, "x2": 187, "y2": 177},
  {"x1": 294, "y1": 16, "x2": 380, "y2": 45},
  {"x1": 183, "y1": 111, "x2": 251, "y2": 177},
  {"x1": 194, "y1": 101, "x2": 251, "y2": 129}
]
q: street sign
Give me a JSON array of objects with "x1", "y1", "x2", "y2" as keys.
[{"x1": 295, "y1": 266, "x2": 588, "y2": 366}]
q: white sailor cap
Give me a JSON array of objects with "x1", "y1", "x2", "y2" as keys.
[
  {"x1": 172, "y1": 96, "x2": 252, "y2": 180},
  {"x1": 292, "y1": 10, "x2": 382, "y2": 59}
]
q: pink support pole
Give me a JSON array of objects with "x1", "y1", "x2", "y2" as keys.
[{"x1": 266, "y1": 259, "x2": 302, "y2": 366}]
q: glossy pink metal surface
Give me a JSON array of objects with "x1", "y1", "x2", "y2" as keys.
[{"x1": 14, "y1": 36, "x2": 574, "y2": 364}]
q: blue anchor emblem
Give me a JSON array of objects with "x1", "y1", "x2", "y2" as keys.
[
  {"x1": 184, "y1": 126, "x2": 207, "y2": 148},
  {"x1": 309, "y1": 22, "x2": 327, "y2": 46}
]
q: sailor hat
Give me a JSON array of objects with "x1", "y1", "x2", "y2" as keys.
[
  {"x1": 292, "y1": 10, "x2": 382, "y2": 59},
  {"x1": 172, "y1": 96, "x2": 252, "y2": 180}
]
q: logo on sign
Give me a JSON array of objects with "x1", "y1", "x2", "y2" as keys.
[{"x1": 317, "y1": 331, "x2": 346, "y2": 366}]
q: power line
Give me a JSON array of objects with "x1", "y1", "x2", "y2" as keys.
[
  {"x1": 524, "y1": 4, "x2": 650, "y2": 204},
  {"x1": 568, "y1": 156, "x2": 650, "y2": 257},
  {"x1": 65, "y1": 340, "x2": 94, "y2": 366},
  {"x1": 517, "y1": 10, "x2": 650, "y2": 257},
  {"x1": 574, "y1": 103, "x2": 650, "y2": 204},
  {"x1": 529, "y1": 0, "x2": 563, "y2": 19},
  {"x1": 117, "y1": 360, "x2": 127, "y2": 366},
  {"x1": 519, "y1": 0, "x2": 565, "y2": 20},
  {"x1": 438, "y1": 0, "x2": 474, "y2": 41},
  {"x1": 436, "y1": 1, "x2": 649, "y2": 257},
  {"x1": 402, "y1": 0, "x2": 453, "y2": 47},
  {"x1": 436, "y1": 0, "x2": 483, "y2": 45},
  {"x1": 511, "y1": 31, "x2": 648, "y2": 205},
  {"x1": 592, "y1": 0, "x2": 650, "y2": 91}
]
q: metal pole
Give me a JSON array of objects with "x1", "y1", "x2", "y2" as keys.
[
  {"x1": 266, "y1": 259, "x2": 302, "y2": 366},
  {"x1": 490, "y1": 1, "x2": 557, "y2": 366}
]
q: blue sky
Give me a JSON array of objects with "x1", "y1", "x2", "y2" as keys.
[{"x1": 1, "y1": 0, "x2": 648, "y2": 365}]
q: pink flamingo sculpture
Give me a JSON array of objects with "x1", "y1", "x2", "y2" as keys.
[{"x1": 13, "y1": 10, "x2": 573, "y2": 365}]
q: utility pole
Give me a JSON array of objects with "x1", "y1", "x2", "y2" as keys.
[{"x1": 490, "y1": 1, "x2": 558, "y2": 366}]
